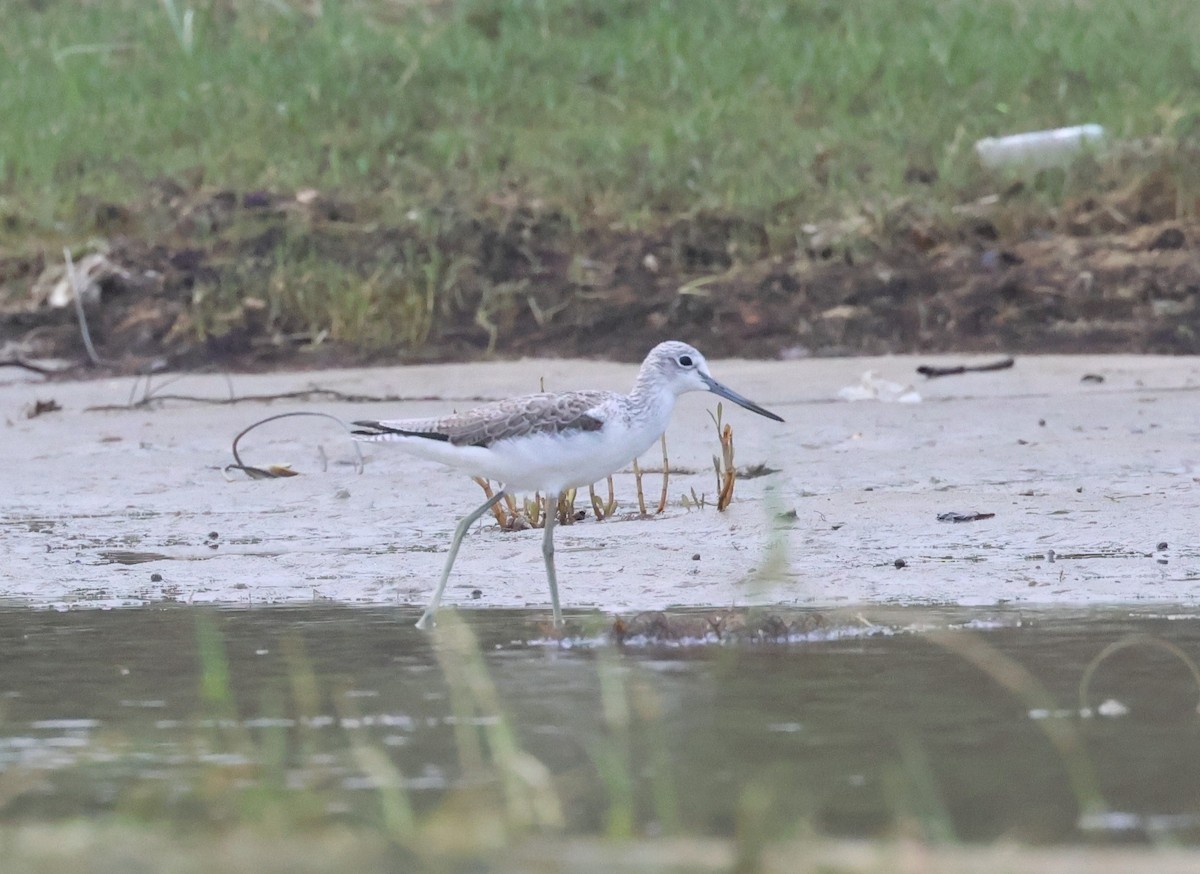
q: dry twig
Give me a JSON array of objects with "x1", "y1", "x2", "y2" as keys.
[
  {"x1": 225, "y1": 411, "x2": 364, "y2": 479},
  {"x1": 632, "y1": 458, "x2": 647, "y2": 516},
  {"x1": 656, "y1": 434, "x2": 669, "y2": 514},
  {"x1": 0, "y1": 358, "x2": 75, "y2": 376},
  {"x1": 710, "y1": 403, "x2": 736, "y2": 511},
  {"x1": 916, "y1": 357, "x2": 1015, "y2": 379},
  {"x1": 588, "y1": 476, "x2": 617, "y2": 520},
  {"x1": 89, "y1": 384, "x2": 485, "y2": 412},
  {"x1": 472, "y1": 477, "x2": 513, "y2": 528}
]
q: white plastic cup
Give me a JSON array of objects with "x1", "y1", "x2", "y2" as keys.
[{"x1": 974, "y1": 124, "x2": 1107, "y2": 171}]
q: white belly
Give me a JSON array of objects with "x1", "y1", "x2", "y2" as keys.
[{"x1": 378, "y1": 421, "x2": 664, "y2": 494}]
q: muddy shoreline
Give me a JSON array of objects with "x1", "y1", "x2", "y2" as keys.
[{"x1": 6, "y1": 354, "x2": 1198, "y2": 610}]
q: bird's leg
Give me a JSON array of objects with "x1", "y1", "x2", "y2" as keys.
[
  {"x1": 416, "y1": 489, "x2": 507, "y2": 631},
  {"x1": 542, "y1": 491, "x2": 563, "y2": 626}
]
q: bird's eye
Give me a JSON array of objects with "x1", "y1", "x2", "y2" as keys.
[{"x1": 677, "y1": 355, "x2": 694, "y2": 367}]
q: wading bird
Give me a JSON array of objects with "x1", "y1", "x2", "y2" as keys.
[{"x1": 353, "y1": 341, "x2": 783, "y2": 629}]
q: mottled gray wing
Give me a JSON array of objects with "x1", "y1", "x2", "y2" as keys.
[{"x1": 354, "y1": 390, "x2": 612, "y2": 448}]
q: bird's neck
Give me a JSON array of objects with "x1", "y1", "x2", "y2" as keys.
[{"x1": 629, "y1": 374, "x2": 677, "y2": 432}]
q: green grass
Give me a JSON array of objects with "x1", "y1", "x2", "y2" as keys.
[
  {"x1": 184, "y1": 224, "x2": 469, "y2": 349},
  {"x1": 4, "y1": 0, "x2": 1200, "y2": 356},
  {"x1": 4, "y1": 0, "x2": 1200, "y2": 236}
]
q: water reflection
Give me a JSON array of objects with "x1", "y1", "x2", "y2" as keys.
[{"x1": 1, "y1": 605, "x2": 1199, "y2": 843}]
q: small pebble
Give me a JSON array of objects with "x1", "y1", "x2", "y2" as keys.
[
  {"x1": 150, "y1": 573, "x2": 163, "y2": 583},
  {"x1": 471, "y1": 589, "x2": 483, "y2": 599},
  {"x1": 894, "y1": 558, "x2": 907, "y2": 569},
  {"x1": 692, "y1": 553, "x2": 701, "y2": 561},
  {"x1": 1157, "y1": 541, "x2": 1169, "y2": 551},
  {"x1": 207, "y1": 531, "x2": 219, "y2": 540}
]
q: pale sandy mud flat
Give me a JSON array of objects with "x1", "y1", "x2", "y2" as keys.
[{"x1": 3, "y1": 355, "x2": 1199, "y2": 613}]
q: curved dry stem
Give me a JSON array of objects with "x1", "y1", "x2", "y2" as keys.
[
  {"x1": 656, "y1": 434, "x2": 669, "y2": 514},
  {"x1": 632, "y1": 458, "x2": 647, "y2": 516},
  {"x1": 588, "y1": 476, "x2": 617, "y2": 520},
  {"x1": 1078, "y1": 633, "x2": 1200, "y2": 716},
  {"x1": 226, "y1": 411, "x2": 364, "y2": 479}
]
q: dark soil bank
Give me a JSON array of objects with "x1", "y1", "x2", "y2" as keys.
[{"x1": 3, "y1": 178, "x2": 1199, "y2": 374}]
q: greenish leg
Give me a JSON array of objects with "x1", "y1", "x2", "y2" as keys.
[
  {"x1": 416, "y1": 490, "x2": 507, "y2": 631},
  {"x1": 542, "y1": 492, "x2": 563, "y2": 626}
]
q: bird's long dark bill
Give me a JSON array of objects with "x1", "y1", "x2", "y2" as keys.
[{"x1": 702, "y1": 373, "x2": 784, "y2": 422}]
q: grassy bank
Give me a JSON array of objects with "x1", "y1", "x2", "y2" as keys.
[
  {"x1": 4, "y1": 0, "x2": 1200, "y2": 232},
  {"x1": 3, "y1": 0, "x2": 1200, "y2": 362}
]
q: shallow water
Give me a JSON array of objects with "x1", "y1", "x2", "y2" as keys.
[{"x1": 1, "y1": 605, "x2": 1199, "y2": 844}]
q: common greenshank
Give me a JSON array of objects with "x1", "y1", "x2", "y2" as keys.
[{"x1": 353, "y1": 341, "x2": 783, "y2": 629}]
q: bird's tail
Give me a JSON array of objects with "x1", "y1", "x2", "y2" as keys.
[{"x1": 350, "y1": 420, "x2": 450, "y2": 443}]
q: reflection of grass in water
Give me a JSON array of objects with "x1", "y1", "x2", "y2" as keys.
[
  {"x1": 592, "y1": 653, "x2": 683, "y2": 840},
  {"x1": 8, "y1": 612, "x2": 1200, "y2": 870},
  {"x1": 883, "y1": 732, "x2": 956, "y2": 845},
  {"x1": 195, "y1": 612, "x2": 243, "y2": 732},
  {"x1": 186, "y1": 616, "x2": 1197, "y2": 857},
  {"x1": 924, "y1": 628, "x2": 1106, "y2": 820},
  {"x1": 0, "y1": 611, "x2": 564, "y2": 858},
  {"x1": 424, "y1": 610, "x2": 563, "y2": 853},
  {"x1": 137, "y1": 614, "x2": 389, "y2": 831},
  {"x1": 906, "y1": 627, "x2": 1200, "y2": 849},
  {"x1": 190, "y1": 611, "x2": 564, "y2": 851}
]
